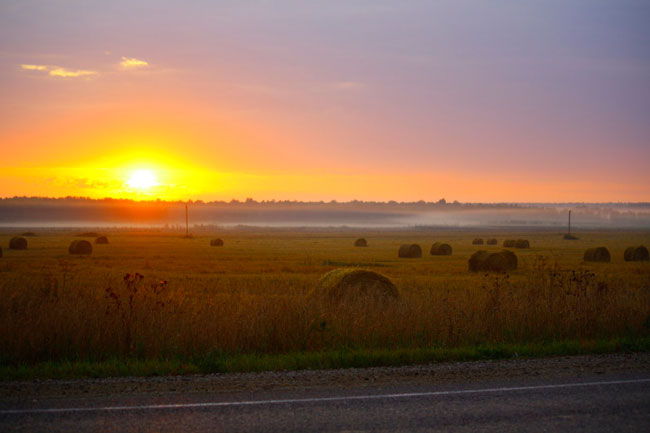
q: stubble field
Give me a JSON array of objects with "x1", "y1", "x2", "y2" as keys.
[{"x1": 1, "y1": 228, "x2": 649, "y2": 378}]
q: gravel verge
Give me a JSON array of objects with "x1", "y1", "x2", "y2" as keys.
[{"x1": 1, "y1": 353, "x2": 649, "y2": 400}]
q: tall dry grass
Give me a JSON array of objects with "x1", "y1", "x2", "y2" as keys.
[{"x1": 0, "y1": 257, "x2": 648, "y2": 364}]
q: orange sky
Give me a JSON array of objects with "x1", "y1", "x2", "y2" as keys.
[{"x1": 1, "y1": 1, "x2": 649, "y2": 202}]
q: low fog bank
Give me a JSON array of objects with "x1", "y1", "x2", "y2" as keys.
[{"x1": 0, "y1": 198, "x2": 648, "y2": 229}]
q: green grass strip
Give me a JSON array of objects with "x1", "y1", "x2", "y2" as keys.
[{"x1": 2, "y1": 336, "x2": 649, "y2": 381}]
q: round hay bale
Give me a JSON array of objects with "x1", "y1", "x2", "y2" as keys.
[
  {"x1": 354, "y1": 238, "x2": 368, "y2": 247},
  {"x1": 584, "y1": 247, "x2": 610, "y2": 263},
  {"x1": 624, "y1": 246, "x2": 649, "y2": 262},
  {"x1": 398, "y1": 244, "x2": 422, "y2": 258},
  {"x1": 469, "y1": 250, "x2": 517, "y2": 272},
  {"x1": 563, "y1": 234, "x2": 579, "y2": 240},
  {"x1": 472, "y1": 238, "x2": 484, "y2": 245},
  {"x1": 69, "y1": 240, "x2": 92, "y2": 255},
  {"x1": 311, "y1": 269, "x2": 399, "y2": 304},
  {"x1": 9, "y1": 237, "x2": 27, "y2": 250},
  {"x1": 95, "y1": 236, "x2": 109, "y2": 244},
  {"x1": 515, "y1": 239, "x2": 530, "y2": 249},
  {"x1": 486, "y1": 238, "x2": 497, "y2": 245},
  {"x1": 210, "y1": 238, "x2": 224, "y2": 247},
  {"x1": 20, "y1": 232, "x2": 36, "y2": 236},
  {"x1": 503, "y1": 239, "x2": 516, "y2": 248},
  {"x1": 430, "y1": 242, "x2": 452, "y2": 256}
]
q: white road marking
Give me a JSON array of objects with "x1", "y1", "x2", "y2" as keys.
[{"x1": 2, "y1": 378, "x2": 649, "y2": 415}]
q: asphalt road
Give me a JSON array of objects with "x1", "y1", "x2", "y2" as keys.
[{"x1": 1, "y1": 355, "x2": 649, "y2": 432}]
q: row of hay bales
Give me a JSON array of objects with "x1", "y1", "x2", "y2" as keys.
[
  {"x1": 313, "y1": 258, "x2": 528, "y2": 305},
  {"x1": 2, "y1": 235, "x2": 109, "y2": 256},
  {"x1": 314, "y1": 252, "x2": 521, "y2": 305},
  {"x1": 396, "y1": 243, "x2": 453, "y2": 257},
  {"x1": 398, "y1": 240, "x2": 530, "y2": 258},
  {"x1": 396, "y1": 242, "x2": 519, "y2": 271},
  {"x1": 379, "y1": 238, "x2": 646, "y2": 266},
  {"x1": 583, "y1": 245, "x2": 649, "y2": 263},
  {"x1": 353, "y1": 238, "x2": 524, "y2": 258},
  {"x1": 311, "y1": 246, "x2": 649, "y2": 305}
]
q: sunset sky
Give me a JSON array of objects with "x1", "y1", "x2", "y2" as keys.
[{"x1": 1, "y1": 0, "x2": 649, "y2": 202}]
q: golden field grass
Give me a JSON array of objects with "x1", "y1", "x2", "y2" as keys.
[{"x1": 0, "y1": 229, "x2": 649, "y2": 370}]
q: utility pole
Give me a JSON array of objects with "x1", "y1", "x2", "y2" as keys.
[{"x1": 564, "y1": 209, "x2": 577, "y2": 240}]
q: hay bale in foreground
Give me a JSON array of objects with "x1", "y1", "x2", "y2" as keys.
[
  {"x1": 9, "y1": 237, "x2": 27, "y2": 250},
  {"x1": 398, "y1": 244, "x2": 422, "y2": 258},
  {"x1": 472, "y1": 238, "x2": 484, "y2": 245},
  {"x1": 503, "y1": 239, "x2": 517, "y2": 248},
  {"x1": 311, "y1": 269, "x2": 399, "y2": 304},
  {"x1": 515, "y1": 239, "x2": 530, "y2": 249},
  {"x1": 430, "y1": 242, "x2": 452, "y2": 256},
  {"x1": 584, "y1": 247, "x2": 610, "y2": 263},
  {"x1": 210, "y1": 238, "x2": 224, "y2": 247},
  {"x1": 563, "y1": 234, "x2": 579, "y2": 240},
  {"x1": 354, "y1": 238, "x2": 368, "y2": 247},
  {"x1": 486, "y1": 238, "x2": 497, "y2": 245},
  {"x1": 95, "y1": 236, "x2": 109, "y2": 244},
  {"x1": 469, "y1": 250, "x2": 517, "y2": 272},
  {"x1": 20, "y1": 232, "x2": 36, "y2": 236},
  {"x1": 624, "y1": 246, "x2": 649, "y2": 262},
  {"x1": 69, "y1": 240, "x2": 92, "y2": 255}
]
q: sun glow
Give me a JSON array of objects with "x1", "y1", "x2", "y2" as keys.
[{"x1": 127, "y1": 169, "x2": 158, "y2": 191}]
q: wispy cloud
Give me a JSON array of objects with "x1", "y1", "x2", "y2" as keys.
[
  {"x1": 20, "y1": 64, "x2": 97, "y2": 78},
  {"x1": 19, "y1": 55, "x2": 153, "y2": 80},
  {"x1": 120, "y1": 56, "x2": 148, "y2": 68},
  {"x1": 48, "y1": 67, "x2": 97, "y2": 78},
  {"x1": 20, "y1": 64, "x2": 48, "y2": 71}
]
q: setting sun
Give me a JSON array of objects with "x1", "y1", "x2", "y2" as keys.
[{"x1": 127, "y1": 169, "x2": 158, "y2": 191}]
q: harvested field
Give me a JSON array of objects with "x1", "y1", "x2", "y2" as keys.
[{"x1": 0, "y1": 229, "x2": 648, "y2": 370}]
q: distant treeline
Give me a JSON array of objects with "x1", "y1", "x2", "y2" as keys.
[{"x1": 3, "y1": 196, "x2": 650, "y2": 207}]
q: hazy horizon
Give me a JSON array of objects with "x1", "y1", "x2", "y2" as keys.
[{"x1": 1, "y1": 198, "x2": 648, "y2": 229}]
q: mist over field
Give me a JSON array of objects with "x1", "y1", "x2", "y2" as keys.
[{"x1": 1, "y1": 198, "x2": 648, "y2": 229}]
